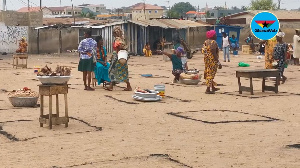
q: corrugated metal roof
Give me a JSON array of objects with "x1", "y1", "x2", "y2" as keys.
[
  {"x1": 227, "y1": 10, "x2": 300, "y2": 20},
  {"x1": 128, "y1": 19, "x2": 209, "y2": 29}
]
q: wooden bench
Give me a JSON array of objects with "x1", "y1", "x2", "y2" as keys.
[
  {"x1": 13, "y1": 53, "x2": 28, "y2": 69},
  {"x1": 236, "y1": 69, "x2": 280, "y2": 95}
]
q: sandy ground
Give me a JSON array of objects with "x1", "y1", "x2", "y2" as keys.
[{"x1": 0, "y1": 52, "x2": 299, "y2": 168}]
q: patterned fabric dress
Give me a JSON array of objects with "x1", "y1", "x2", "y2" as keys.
[
  {"x1": 265, "y1": 37, "x2": 277, "y2": 69},
  {"x1": 108, "y1": 37, "x2": 129, "y2": 83},
  {"x1": 202, "y1": 40, "x2": 219, "y2": 87},
  {"x1": 273, "y1": 43, "x2": 287, "y2": 77}
]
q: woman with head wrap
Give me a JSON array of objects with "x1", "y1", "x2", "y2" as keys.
[
  {"x1": 202, "y1": 30, "x2": 221, "y2": 94},
  {"x1": 273, "y1": 31, "x2": 288, "y2": 84},
  {"x1": 162, "y1": 47, "x2": 186, "y2": 83},
  {"x1": 106, "y1": 26, "x2": 132, "y2": 91},
  {"x1": 94, "y1": 35, "x2": 110, "y2": 85}
]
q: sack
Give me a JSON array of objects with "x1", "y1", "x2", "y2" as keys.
[{"x1": 118, "y1": 50, "x2": 128, "y2": 65}]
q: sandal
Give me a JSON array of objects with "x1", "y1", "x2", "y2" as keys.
[
  {"x1": 212, "y1": 88, "x2": 220, "y2": 92},
  {"x1": 84, "y1": 85, "x2": 88, "y2": 90},
  {"x1": 105, "y1": 87, "x2": 113, "y2": 91},
  {"x1": 205, "y1": 91, "x2": 215, "y2": 94},
  {"x1": 123, "y1": 87, "x2": 132, "y2": 91},
  {"x1": 86, "y1": 87, "x2": 95, "y2": 91}
]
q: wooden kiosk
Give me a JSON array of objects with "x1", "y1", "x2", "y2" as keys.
[{"x1": 39, "y1": 84, "x2": 69, "y2": 129}]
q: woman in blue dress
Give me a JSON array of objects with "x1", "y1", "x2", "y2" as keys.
[{"x1": 94, "y1": 36, "x2": 110, "y2": 85}]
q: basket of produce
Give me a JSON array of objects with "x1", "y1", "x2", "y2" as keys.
[
  {"x1": 8, "y1": 87, "x2": 39, "y2": 107},
  {"x1": 37, "y1": 65, "x2": 71, "y2": 85},
  {"x1": 181, "y1": 79, "x2": 200, "y2": 85}
]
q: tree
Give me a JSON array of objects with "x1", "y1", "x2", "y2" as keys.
[
  {"x1": 206, "y1": 11, "x2": 210, "y2": 18},
  {"x1": 241, "y1": 6, "x2": 248, "y2": 10},
  {"x1": 167, "y1": 2, "x2": 196, "y2": 18},
  {"x1": 250, "y1": 0, "x2": 277, "y2": 10}
]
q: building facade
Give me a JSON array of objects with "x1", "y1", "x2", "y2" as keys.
[
  {"x1": 132, "y1": 4, "x2": 164, "y2": 20},
  {"x1": 208, "y1": 9, "x2": 243, "y2": 18}
]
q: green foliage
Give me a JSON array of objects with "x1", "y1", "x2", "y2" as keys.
[
  {"x1": 250, "y1": 0, "x2": 277, "y2": 10},
  {"x1": 206, "y1": 11, "x2": 210, "y2": 18},
  {"x1": 241, "y1": 6, "x2": 248, "y2": 11},
  {"x1": 167, "y1": 2, "x2": 196, "y2": 18}
]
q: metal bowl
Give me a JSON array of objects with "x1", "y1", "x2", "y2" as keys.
[
  {"x1": 9, "y1": 97, "x2": 38, "y2": 107},
  {"x1": 181, "y1": 79, "x2": 200, "y2": 85},
  {"x1": 37, "y1": 76, "x2": 71, "y2": 85}
]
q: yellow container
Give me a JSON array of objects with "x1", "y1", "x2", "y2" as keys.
[{"x1": 154, "y1": 85, "x2": 165, "y2": 98}]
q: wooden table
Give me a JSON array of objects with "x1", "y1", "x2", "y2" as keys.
[
  {"x1": 39, "y1": 84, "x2": 69, "y2": 129},
  {"x1": 236, "y1": 69, "x2": 280, "y2": 95},
  {"x1": 13, "y1": 53, "x2": 28, "y2": 69}
]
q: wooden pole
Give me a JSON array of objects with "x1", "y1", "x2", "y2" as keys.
[{"x1": 40, "y1": 0, "x2": 42, "y2": 10}]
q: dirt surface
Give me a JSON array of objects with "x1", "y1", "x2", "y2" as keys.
[{"x1": 0, "y1": 52, "x2": 299, "y2": 168}]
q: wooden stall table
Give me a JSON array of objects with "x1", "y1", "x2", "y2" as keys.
[
  {"x1": 39, "y1": 84, "x2": 69, "y2": 129},
  {"x1": 13, "y1": 53, "x2": 28, "y2": 69},
  {"x1": 236, "y1": 69, "x2": 280, "y2": 95}
]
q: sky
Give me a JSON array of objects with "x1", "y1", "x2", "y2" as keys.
[{"x1": 0, "y1": 0, "x2": 299, "y2": 11}]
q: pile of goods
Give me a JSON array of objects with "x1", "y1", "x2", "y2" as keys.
[
  {"x1": 8, "y1": 87, "x2": 39, "y2": 107},
  {"x1": 135, "y1": 88, "x2": 154, "y2": 93},
  {"x1": 180, "y1": 73, "x2": 200, "y2": 80},
  {"x1": 37, "y1": 65, "x2": 71, "y2": 76},
  {"x1": 8, "y1": 87, "x2": 38, "y2": 98},
  {"x1": 133, "y1": 87, "x2": 161, "y2": 102}
]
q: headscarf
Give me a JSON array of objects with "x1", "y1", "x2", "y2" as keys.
[
  {"x1": 176, "y1": 47, "x2": 184, "y2": 54},
  {"x1": 113, "y1": 27, "x2": 126, "y2": 50},
  {"x1": 276, "y1": 32, "x2": 285, "y2": 38},
  {"x1": 113, "y1": 26, "x2": 123, "y2": 38},
  {"x1": 206, "y1": 30, "x2": 216, "y2": 39}
]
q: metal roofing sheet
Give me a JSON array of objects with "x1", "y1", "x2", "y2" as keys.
[{"x1": 128, "y1": 19, "x2": 209, "y2": 29}]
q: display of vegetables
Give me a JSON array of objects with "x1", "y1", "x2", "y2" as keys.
[
  {"x1": 37, "y1": 65, "x2": 71, "y2": 76},
  {"x1": 8, "y1": 87, "x2": 38, "y2": 98}
]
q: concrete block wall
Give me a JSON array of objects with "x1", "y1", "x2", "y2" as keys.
[{"x1": 0, "y1": 11, "x2": 42, "y2": 26}]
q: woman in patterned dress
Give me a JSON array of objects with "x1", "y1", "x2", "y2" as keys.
[
  {"x1": 273, "y1": 32, "x2": 288, "y2": 84},
  {"x1": 265, "y1": 36, "x2": 277, "y2": 69},
  {"x1": 202, "y1": 30, "x2": 221, "y2": 94},
  {"x1": 106, "y1": 27, "x2": 132, "y2": 91}
]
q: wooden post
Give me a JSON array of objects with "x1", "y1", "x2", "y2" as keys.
[
  {"x1": 40, "y1": 95, "x2": 44, "y2": 127},
  {"x1": 275, "y1": 77, "x2": 279, "y2": 93},
  {"x1": 56, "y1": 94, "x2": 59, "y2": 118},
  {"x1": 64, "y1": 94, "x2": 68, "y2": 127},
  {"x1": 37, "y1": 29, "x2": 40, "y2": 54},
  {"x1": 238, "y1": 77, "x2": 242, "y2": 94},
  {"x1": 250, "y1": 77, "x2": 254, "y2": 95},
  {"x1": 49, "y1": 95, "x2": 52, "y2": 129},
  {"x1": 262, "y1": 77, "x2": 265, "y2": 92}
]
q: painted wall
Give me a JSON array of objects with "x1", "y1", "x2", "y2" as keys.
[{"x1": 0, "y1": 26, "x2": 28, "y2": 53}]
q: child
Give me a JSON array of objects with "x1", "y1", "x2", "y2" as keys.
[
  {"x1": 143, "y1": 42, "x2": 152, "y2": 57},
  {"x1": 162, "y1": 47, "x2": 186, "y2": 83}
]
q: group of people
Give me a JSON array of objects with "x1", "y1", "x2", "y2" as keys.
[
  {"x1": 78, "y1": 27, "x2": 132, "y2": 91},
  {"x1": 77, "y1": 26, "x2": 300, "y2": 94},
  {"x1": 264, "y1": 29, "x2": 300, "y2": 84}
]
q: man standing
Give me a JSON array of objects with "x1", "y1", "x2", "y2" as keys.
[
  {"x1": 222, "y1": 32, "x2": 230, "y2": 62},
  {"x1": 293, "y1": 29, "x2": 300, "y2": 65},
  {"x1": 78, "y1": 29, "x2": 97, "y2": 91}
]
